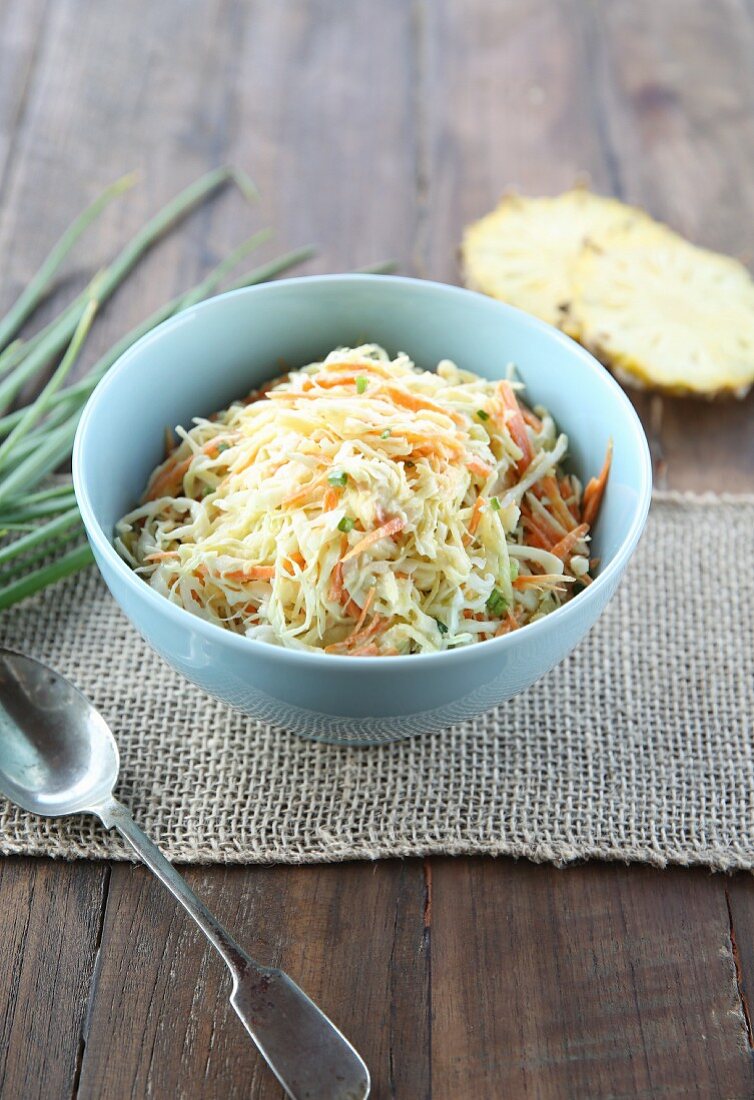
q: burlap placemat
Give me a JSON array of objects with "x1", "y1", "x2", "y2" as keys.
[{"x1": 1, "y1": 492, "x2": 752, "y2": 870}]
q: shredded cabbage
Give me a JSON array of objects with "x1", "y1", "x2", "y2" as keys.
[{"x1": 116, "y1": 345, "x2": 609, "y2": 655}]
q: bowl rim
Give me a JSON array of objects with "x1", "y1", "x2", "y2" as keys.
[{"x1": 73, "y1": 273, "x2": 652, "y2": 671}]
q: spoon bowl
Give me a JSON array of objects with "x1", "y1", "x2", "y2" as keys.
[{"x1": 0, "y1": 649, "x2": 119, "y2": 817}]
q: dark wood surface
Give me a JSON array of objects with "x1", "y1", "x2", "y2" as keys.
[{"x1": 0, "y1": 2, "x2": 753, "y2": 1097}]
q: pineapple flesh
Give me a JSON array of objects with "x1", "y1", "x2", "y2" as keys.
[
  {"x1": 461, "y1": 190, "x2": 651, "y2": 334},
  {"x1": 570, "y1": 221, "x2": 754, "y2": 397},
  {"x1": 462, "y1": 189, "x2": 754, "y2": 397}
]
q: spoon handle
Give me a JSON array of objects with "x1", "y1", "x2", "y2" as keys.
[
  {"x1": 100, "y1": 797, "x2": 249, "y2": 970},
  {"x1": 97, "y1": 798, "x2": 370, "y2": 1100}
]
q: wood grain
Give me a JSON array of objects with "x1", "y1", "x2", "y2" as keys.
[
  {"x1": 0, "y1": 2, "x2": 753, "y2": 1099},
  {"x1": 0, "y1": 0, "x2": 48, "y2": 205},
  {"x1": 76, "y1": 861, "x2": 429, "y2": 1099},
  {"x1": 430, "y1": 859, "x2": 754, "y2": 1100},
  {"x1": 419, "y1": 0, "x2": 615, "y2": 283},
  {"x1": 588, "y1": 0, "x2": 754, "y2": 492},
  {"x1": 0, "y1": 858, "x2": 108, "y2": 1100}
]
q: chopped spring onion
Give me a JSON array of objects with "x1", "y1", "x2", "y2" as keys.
[{"x1": 486, "y1": 588, "x2": 507, "y2": 617}]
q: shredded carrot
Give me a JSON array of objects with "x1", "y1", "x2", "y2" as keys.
[
  {"x1": 498, "y1": 381, "x2": 534, "y2": 476},
  {"x1": 329, "y1": 561, "x2": 345, "y2": 603},
  {"x1": 469, "y1": 496, "x2": 485, "y2": 536},
  {"x1": 495, "y1": 610, "x2": 520, "y2": 636},
  {"x1": 559, "y1": 475, "x2": 581, "y2": 521},
  {"x1": 520, "y1": 517, "x2": 552, "y2": 551},
  {"x1": 242, "y1": 376, "x2": 284, "y2": 405},
  {"x1": 519, "y1": 501, "x2": 558, "y2": 549},
  {"x1": 549, "y1": 523, "x2": 589, "y2": 562},
  {"x1": 283, "y1": 551, "x2": 306, "y2": 575},
  {"x1": 325, "y1": 613, "x2": 385, "y2": 653},
  {"x1": 283, "y1": 473, "x2": 327, "y2": 508},
  {"x1": 521, "y1": 498, "x2": 562, "y2": 541},
  {"x1": 466, "y1": 456, "x2": 493, "y2": 479},
  {"x1": 324, "y1": 360, "x2": 394, "y2": 378},
  {"x1": 164, "y1": 426, "x2": 176, "y2": 458},
  {"x1": 223, "y1": 565, "x2": 275, "y2": 581},
  {"x1": 513, "y1": 573, "x2": 568, "y2": 592},
  {"x1": 307, "y1": 372, "x2": 362, "y2": 389},
  {"x1": 323, "y1": 487, "x2": 339, "y2": 511},
  {"x1": 352, "y1": 587, "x2": 376, "y2": 634},
  {"x1": 520, "y1": 405, "x2": 542, "y2": 432},
  {"x1": 582, "y1": 441, "x2": 613, "y2": 527},
  {"x1": 145, "y1": 455, "x2": 193, "y2": 501},
  {"x1": 384, "y1": 385, "x2": 465, "y2": 426},
  {"x1": 541, "y1": 476, "x2": 577, "y2": 532},
  {"x1": 341, "y1": 516, "x2": 404, "y2": 563},
  {"x1": 144, "y1": 550, "x2": 179, "y2": 562}
]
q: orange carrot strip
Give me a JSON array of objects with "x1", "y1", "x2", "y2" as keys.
[
  {"x1": 520, "y1": 405, "x2": 542, "y2": 431},
  {"x1": 144, "y1": 454, "x2": 193, "y2": 501},
  {"x1": 242, "y1": 375, "x2": 285, "y2": 404},
  {"x1": 329, "y1": 561, "x2": 345, "y2": 603},
  {"x1": 582, "y1": 441, "x2": 613, "y2": 527},
  {"x1": 144, "y1": 550, "x2": 179, "y2": 562},
  {"x1": 341, "y1": 517, "x2": 404, "y2": 563},
  {"x1": 324, "y1": 360, "x2": 394, "y2": 378},
  {"x1": 468, "y1": 496, "x2": 485, "y2": 536},
  {"x1": 325, "y1": 615, "x2": 385, "y2": 654},
  {"x1": 520, "y1": 517, "x2": 552, "y2": 551},
  {"x1": 541, "y1": 475, "x2": 578, "y2": 532},
  {"x1": 513, "y1": 573, "x2": 568, "y2": 592},
  {"x1": 495, "y1": 610, "x2": 520, "y2": 636},
  {"x1": 164, "y1": 426, "x2": 176, "y2": 458},
  {"x1": 323, "y1": 487, "x2": 339, "y2": 511},
  {"x1": 384, "y1": 385, "x2": 465, "y2": 426},
  {"x1": 549, "y1": 523, "x2": 589, "y2": 562},
  {"x1": 308, "y1": 372, "x2": 361, "y2": 389},
  {"x1": 283, "y1": 473, "x2": 327, "y2": 507},
  {"x1": 349, "y1": 613, "x2": 385, "y2": 645},
  {"x1": 352, "y1": 587, "x2": 376, "y2": 634},
  {"x1": 466, "y1": 457, "x2": 493, "y2": 479},
  {"x1": 283, "y1": 551, "x2": 306, "y2": 576},
  {"x1": 523, "y1": 494, "x2": 565, "y2": 539},
  {"x1": 498, "y1": 381, "x2": 534, "y2": 476},
  {"x1": 223, "y1": 565, "x2": 275, "y2": 581},
  {"x1": 519, "y1": 502, "x2": 557, "y2": 550}
]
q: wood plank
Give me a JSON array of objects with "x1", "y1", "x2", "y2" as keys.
[
  {"x1": 430, "y1": 859, "x2": 754, "y2": 1100},
  {"x1": 77, "y1": 861, "x2": 428, "y2": 1100},
  {"x1": 590, "y1": 0, "x2": 754, "y2": 493},
  {"x1": 720, "y1": 873, "x2": 754, "y2": 1054},
  {"x1": 420, "y1": 0, "x2": 615, "y2": 284},
  {"x1": 0, "y1": 0, "x2": 47, "y2": 201},
  {"x1": 0, "y1": 857, "x2": 108, "y2": 1100}
]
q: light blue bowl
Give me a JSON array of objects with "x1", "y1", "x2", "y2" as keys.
[{"x1": 73, "y1": 275, "x2": 651, "y2": 745}]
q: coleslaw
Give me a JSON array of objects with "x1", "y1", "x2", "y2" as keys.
[{"x1": 115, "y1": 345, "x2": 611, "y2": 655}]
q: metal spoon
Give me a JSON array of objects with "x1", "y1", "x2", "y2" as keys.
[{"x1": 0, "y1": 648, "x2": 370, "y2": 1100}]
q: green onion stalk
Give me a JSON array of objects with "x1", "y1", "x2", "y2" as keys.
[{"x1": 0, "y1": 170, "x2": 326, "y2": 609}]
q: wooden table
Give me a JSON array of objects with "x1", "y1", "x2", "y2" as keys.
[{"x1": 1, "y1": 2, "x2": 753, "y2": 1097}]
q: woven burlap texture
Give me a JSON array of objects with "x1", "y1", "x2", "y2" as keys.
[{"x1": 1, "y1": 492, "x2": 752, "y2": 869}]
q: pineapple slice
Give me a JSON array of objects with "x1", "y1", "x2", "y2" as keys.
[
  {"x1": 571, "y1": 221, "x2": 754, "y2": 397},
  {"x1": 461, "y1": 189, "x2": 651, "y2": 333}
]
